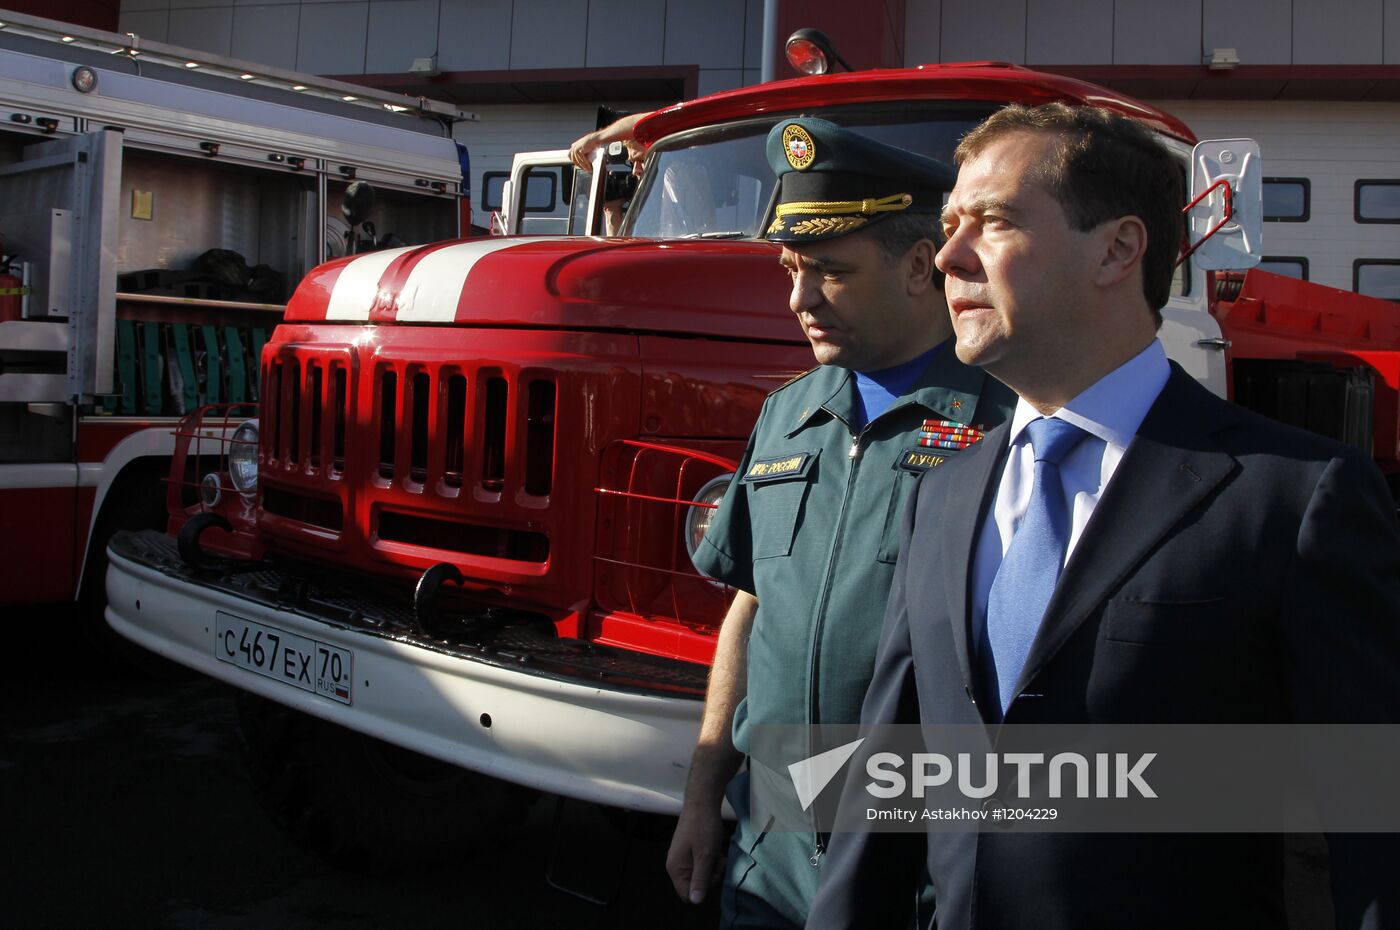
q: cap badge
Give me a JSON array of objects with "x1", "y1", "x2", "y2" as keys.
[{"x1": 783, "y1": 124, "x2": 816, "y2": 171}]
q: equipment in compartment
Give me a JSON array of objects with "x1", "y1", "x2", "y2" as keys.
[
  {"x1": 118, "y1": 251, "x2": 287, "y2": 305},
  {"x1": 108, "y1": 319, "x2": 266, "y2": 416}
]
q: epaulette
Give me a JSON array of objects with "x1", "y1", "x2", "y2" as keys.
[{"x1": 771, "y1": 365, "x2": 820, "y2": 393}]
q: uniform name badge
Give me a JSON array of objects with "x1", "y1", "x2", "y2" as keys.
[{"x1": 742, "y1": 450, "x2": 817, "y2": 483}]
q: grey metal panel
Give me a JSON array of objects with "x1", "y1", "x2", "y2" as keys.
[
  {"x1": 1027, "y1": 0, "x2": 1112, "y2": 64},
  {"x1": 328, "y1": 179, "x2": 457, "y2": 245},
  {"x1": 0, "y1": 13, "x2": 467, "y2": 122},
  {"x1": 0, "y1": 209, "x2": 71, "y2": 320},
  {"x1": 664, "y1": 0, "x2": 745, "y2": 68},
  {"x1": 941, "y1": 0, "x2": 1026, "y2": 63},
  {"x1": 439, "y1": 0, "x2": 513, "y2": 71},
  {"x1": 117, "y1": 10, "x2": 170, "y2": 43},
  {"x1": 0, "y1": 374, "x2": 67, "y2": 403},
  {"x1": 0, "y1": 131, "x2": 120, "y2": 396},
  {"x1": 586, "y1": 0, "x2": 665, "y2": 67},
  {"x1": 232, "y1": 5, "x2": 300, "y2": 70},
  {"x1": 0, "y1": 52, "x2": 460, "y2": 177},
  {"x1": 510, "y1": 0, "x2": 589, "y2": 69},
  {"x1": 697, "y1": 68, "x2": 742, "y2": 96},
  {"x1": 743, "y1": 67, "x2": 760, "y2": 87},
  {"x1": 168, "y1": 7, "x2": 235, "y2": 57},
  {"x1": 0, "y1": 321, "x2": 67, "y2": 352},
  {"x1": 296, "y1": 2, "x2": 369, "y2": 74},
  {"x1": 1112, "y1": 0, "x2": 1201, "y2": 64},
  {"x1": 116, "y1": 152, "x2": 312, "y2": 287},
  {"x1": 744, "y1": 0, "x2": 763, "y2": 69},
  {"x1": 364, "y1": 0, "x2": 439, "y2": 73},
  {"x1": 170, "y1": 0, "x2": 220, "y2": 9},
  {"x1": 905, "y1": 0, "x2": 941, "y2": 64},
  {"x1": 1201, "y1": 0, "x2": 1291, "y2": 65},
  {"x1": 80, "y1": 131, "x2": 121, "y2": 397},
  {"x1": 1389, "y1": 0, "x2": 1400, "y2": 63},
  {"x1": 121, "y1": 0, "x2": 170, "y2": 12},
  {"x1": 1294, "y1": 0, "x2": 1383, "y2": 64},
  {"x1": 235, "y1": 0, "x2": 299, "y2": 5},
  {"x1": 436, "y1": 0, "x2": 506, "y2": 69}
]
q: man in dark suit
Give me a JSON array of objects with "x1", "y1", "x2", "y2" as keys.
[{"x1": 806, "y1": 103, "x2": 1400, "y2": 929}]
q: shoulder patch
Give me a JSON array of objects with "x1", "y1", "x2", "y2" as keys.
[
  {"x1": 773, "y1": 366, "x2": 820, "y2": 393},
  {"x1": 741, "y1": 450, "x2": 817, "y2": 483}
]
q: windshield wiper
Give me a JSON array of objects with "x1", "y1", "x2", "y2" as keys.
[{"x1": 677, "y1": 230, "x2": 749, "y2": 240}]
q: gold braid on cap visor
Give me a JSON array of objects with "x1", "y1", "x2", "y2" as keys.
[
  {"x1": 774, "y1": 192, "x2": 914, "y2": 218},
  {"x1": 767, "y1": 192, "x2": 915, "y2": 236}
]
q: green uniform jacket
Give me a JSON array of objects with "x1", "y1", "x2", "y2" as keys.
[{"x1": 695, "y1": 342, "x2": 1016, "y2": 757}]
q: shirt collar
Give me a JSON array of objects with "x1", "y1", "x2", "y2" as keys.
[
  {"x1": 787, "y1": 340, "x2": 987, "y2": 437},
  {"x1": 1005, "y1": 339, "x2": 1171, "y2": 451}
]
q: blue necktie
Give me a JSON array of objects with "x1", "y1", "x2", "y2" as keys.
[{"x1": 979, "y1": 417, "x2": 1088, "y2": 716}]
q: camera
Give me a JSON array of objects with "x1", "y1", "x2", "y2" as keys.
[{"x1": 603, "y1": 171, "x2": 639, "y2": 204}]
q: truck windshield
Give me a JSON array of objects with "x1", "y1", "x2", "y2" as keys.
[{"x1": 622, "y1": 103, "x2": 1000, "y2": 239}]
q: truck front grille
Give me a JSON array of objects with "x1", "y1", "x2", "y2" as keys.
[
  {"x1": 364, "y1": 363, "x2": 556, "y2": 496},
  {"x1": 377, "y1": 511, "x2": 549, "y2": 562},
  {"x1": 265, "y1": 353, "x2": 351, "y2": 479},
  {"x1": 253, "y1": 327, "x2": 605, "y2": 600},
  {"x1": 262, "y1": 486, "x2": 343, "y2": 531}
]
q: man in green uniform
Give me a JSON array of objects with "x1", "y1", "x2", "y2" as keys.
[{"x1": 665, "y1": 118, "x2": 1016, "y2": 928}]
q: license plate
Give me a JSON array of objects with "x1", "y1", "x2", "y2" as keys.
[{"x1": 215, "y1": 611, "x2": 354, "y2": 705}]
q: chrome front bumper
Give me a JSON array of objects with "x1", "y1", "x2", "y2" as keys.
[{"x1": 106, "y1": 530, "x2": 707, "y2": 814}]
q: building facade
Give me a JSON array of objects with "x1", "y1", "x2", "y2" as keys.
[{"x1": 102, "y1": 0, "x2": 1400, "y2": 297}]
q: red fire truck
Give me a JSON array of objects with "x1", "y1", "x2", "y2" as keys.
[
  {"x1": 0, "y1": 12, "x2": 469, "y2": 650},
  {"x1": 105, "y1": 56, "x2": 1399, "y2": 865}
]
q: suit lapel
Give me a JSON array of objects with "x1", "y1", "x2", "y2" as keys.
[
  {"x1": 1013, "y1": 368, "x2": 1241, "y2": 696},
  {"x1": 943, "y1": 421, "x2": 1012, "y2": 700}
]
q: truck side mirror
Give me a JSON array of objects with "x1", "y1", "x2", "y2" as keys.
[{"x1": 1183, "y1": 139, "x2": 1261, "y2": 271}]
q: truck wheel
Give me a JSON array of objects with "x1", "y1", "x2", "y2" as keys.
[
  {"x1": 235, "y1": 693, "x2": 537, "y2": 875},
  {"x1": 79, "y1": 459, "x2": 193, "y2": 680}
]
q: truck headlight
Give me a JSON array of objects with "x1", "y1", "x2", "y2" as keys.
[
  {"x1": 228, "y1": 419, "x2": 259, "y2": 496},
  {"x1": 685, "y1": 473, "x2": 733, "y2": 571}
]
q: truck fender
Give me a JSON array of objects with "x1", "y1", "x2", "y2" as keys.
[{"x1": 76, "y1": 425, "x2": 178, "y2": 594}]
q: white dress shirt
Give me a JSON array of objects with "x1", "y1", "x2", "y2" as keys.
[{"x1": 969, "y1": 339, "x2": 1172, "y2": 644}]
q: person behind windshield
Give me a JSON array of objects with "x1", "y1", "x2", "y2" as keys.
[
  {"x1": 570, "y1": 111, "x2": 652, "y2": 234},
  {"x1": 569, "y1": 111, "x2": 649, "y2": 174}
]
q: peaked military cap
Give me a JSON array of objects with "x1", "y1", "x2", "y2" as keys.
[{"x1": 765, "y1": 117, "x2": 954, "y2": 243}]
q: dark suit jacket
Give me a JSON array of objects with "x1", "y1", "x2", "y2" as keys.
[{"x1": 808, "y1": 365, "x2": 1400, "y2": 930}]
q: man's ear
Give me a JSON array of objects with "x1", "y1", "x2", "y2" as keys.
[
  {"x1": 1095, "y1": 216, "x2": 1148, "y2": 288},
  {"x1": 905, "y1": 238, "x2": 939, "y2": 296}
]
